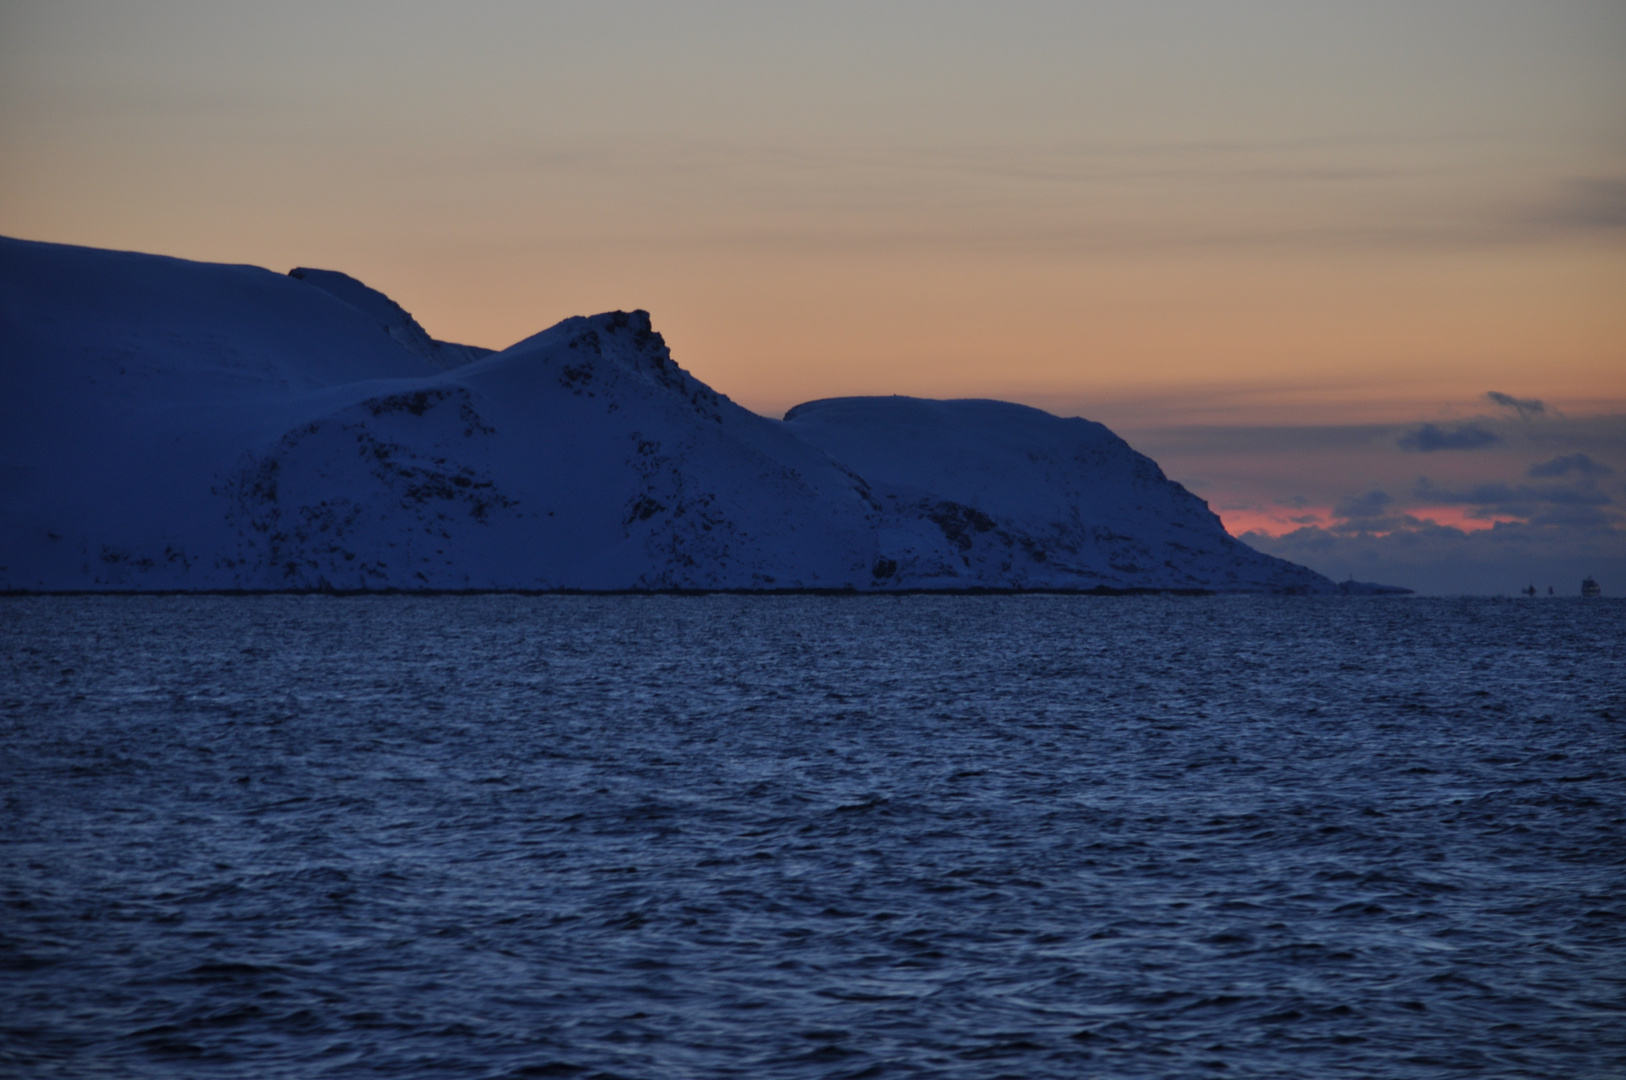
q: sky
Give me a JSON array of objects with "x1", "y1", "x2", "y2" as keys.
[{"x1": 2, "y1": 0, "x2": 1623, "y2": 593}]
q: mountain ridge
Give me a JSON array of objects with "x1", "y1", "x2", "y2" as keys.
[{"x1": 0, "y1": 237, "x2": 1405, "y2": 594}]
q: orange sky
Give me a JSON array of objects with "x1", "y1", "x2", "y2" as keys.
[{"x1": 3, "y1": 2, "x2": 1623, "y2": 428}]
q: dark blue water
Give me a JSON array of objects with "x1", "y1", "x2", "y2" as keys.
[{"x1": 2, "y1": 596, "x2": 1623, "y2": 1079}]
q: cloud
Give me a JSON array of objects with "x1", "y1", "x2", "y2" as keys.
[
  {"x1": 1243, "y1": 517, "x2": 1626, "y2": 596},
  {"x1": 1528, "y1": 453, "x2": 1613, "y2": 479},
  {"x1": 1398, "y1": 423, "x2": 1500, "y2": 452},
  {"x1": 1415, "y1": 479, "x2": 1612, "y2": 510},
  {"x1": 1126, "y1": 411, "x2": 1626, "y2": 592},
  {"x1": 1327, "y1": 490, "x2": 1434, "y2": 533},
  {"x1": 1310, "y1": 467, "x2": 1622, "y2": 545},
  {"x1": 1532, "y1": 178, "x2": 1626, "y2": 233},
  {"x1": 1408, "y1": 478, "x2": 1618, "y2": 527},
  {"x1": 1333, "y1": 490, "x2": 1393, "y2": 518},
  {"x1": 1485, "y1": 391, "x2": 1546, "y2": 419}
]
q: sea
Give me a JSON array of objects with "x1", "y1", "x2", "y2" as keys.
[{"x1": 2, "y1": 594, "x2": 1623, "y2": 1079}]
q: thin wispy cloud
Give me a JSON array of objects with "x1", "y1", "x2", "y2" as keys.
[
  {"x1": 421, "y1": 140, "x2": 1626, "y2": 257},
  {"x1": 1528, "y1": 177, "x2": 1626, "y2": 233},
  {"x1": 1485, "y1": 391, "x2": 1545, "y2": 419},
  {"x1": 1414, "y1": 478, "x2": 1614, "y2": 513}
]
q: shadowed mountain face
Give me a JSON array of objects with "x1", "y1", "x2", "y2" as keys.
[
  {"x1": 0, "y1": 237, "x2": 1380, "y2": 592},
  {"x1": 287, "y1": 267, "x2": 493, "y2": 370},
  {"x1": 783, "y1": 397, "x2": 1330, "y2": 591}
]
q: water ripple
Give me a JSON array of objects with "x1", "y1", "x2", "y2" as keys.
[{"x1": 1, "y1": 595, "x2": 1623, "y2": 1078}]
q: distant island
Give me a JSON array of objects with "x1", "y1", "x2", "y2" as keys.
[{"x1": 0, "y1": 237, "x2": 1406, "y2": 594}]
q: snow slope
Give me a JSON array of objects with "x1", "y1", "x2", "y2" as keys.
[
  {"x1": 783, "y1": 397, "x2": 1332, "y2": 591},
  {"x1": 0, "y1": 237, "x2": 1376, "y2": 592},
  {"x1": 287, "y1": 268, "x2": 492, "y2": 370}
]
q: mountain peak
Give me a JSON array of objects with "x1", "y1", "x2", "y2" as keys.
[
  {"x1": 289, "y1": 266, "x2": 491, "y2": 369},
  {"x1": 0, "y1": 238, "x2": 1400, "y2": 593}
]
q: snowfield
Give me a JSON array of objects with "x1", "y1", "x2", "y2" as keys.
[{"x1": 1, "y1": 237, "x2": 1395, "y2": 592}]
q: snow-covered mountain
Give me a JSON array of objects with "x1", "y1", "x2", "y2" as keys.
[
  {"x1": 0, "y1": 237, "x2": 1388, "y2": 592},
  {"x1": 287, "y1": 267, "x2": 493, "y2": 371},
  {"x1": 782, "y1": 397, "x2": 1335, "y2": 591}
]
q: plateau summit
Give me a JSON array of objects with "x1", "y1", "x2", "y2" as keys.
[{"x1": 0, "y1": 238, "x2": 1394, "y2": 593}]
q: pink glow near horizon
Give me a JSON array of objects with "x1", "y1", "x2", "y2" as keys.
[
  {"x1": 1222, "y1": 505, "x2": 1529, "y2": 540},
  {"x1": 1, "y1": 3, "x2": 1622, "y2": 594}
]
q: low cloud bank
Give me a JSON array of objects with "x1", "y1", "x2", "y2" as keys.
[
  {"x1": 1128, "y1": 407, "x2": 1626, "y2": 595},
  {"x1": 1243, "y1": 448, "x2": 1623, "y2": 594},
  {"x1": 1248, "y1": 453, "x2": 1621, "y2": 592},
  {"x1": 1244, "y1": 519, "x2": 1624, "y2": 596},
  {"x1": 1414, "y1": 477, "x2": 1615, "y2": 524}
]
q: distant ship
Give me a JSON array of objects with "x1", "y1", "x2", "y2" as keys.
[{"x1": 1581, "y1": 576, "x2": 1601, "y2": 597}]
